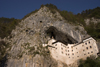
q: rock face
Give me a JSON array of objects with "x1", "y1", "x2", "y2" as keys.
[
  {"x1": 84, "y1": 17, "x2": 100, "y2": 25},
  {"x1": 1, "y1": 6, "x2": 89, "y2": 67},
  {"x1": 46, "y1": 26, "x2": 78, "y2": 45}
]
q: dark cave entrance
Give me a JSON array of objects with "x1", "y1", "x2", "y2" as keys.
[
  {"x1": 46, "y1": 26, "x2": 78, "y2": 45},
  {"x1": 50, "y1": 32, "x2": 55, "y2": 39}
]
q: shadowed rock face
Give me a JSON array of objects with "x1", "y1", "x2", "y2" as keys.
[{"x1": 46, "y1": 26, "x2": 78, "y2": 45}]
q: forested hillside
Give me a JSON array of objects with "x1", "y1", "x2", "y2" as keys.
[{"x1": 0, "y1": 17, "x2": 20, "y2": 38}]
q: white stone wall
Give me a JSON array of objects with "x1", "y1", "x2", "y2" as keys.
[{"x1": 48, "y1": 37, "x2": 99, "y2": 66}]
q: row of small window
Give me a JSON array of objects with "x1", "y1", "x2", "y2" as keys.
[
  {"x1": 84, "y1": 51, "x2": 93, "y2": 55},
  {"x1": 86, "y1": 46, "x2": 92, "y2": 50},
  {"x1": 61, "y1": 48, "x2": 73, "y2": 52},
  {"x1": 85, "y1": 41, "x2": 91, "y2": 45},
  {"x1": 64, "y1": 55, "x2": 79, "y2": 59},
  {"x1": 61, "y1": 46, "x2": 92, "y2": 53},
  {"x1": 61, "y1": 51, "x2": 93, "y2": 56}
]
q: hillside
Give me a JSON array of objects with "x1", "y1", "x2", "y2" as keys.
[
  {"x1": 0, "y1": 17, "x2": 20, "y2": 38},
  {"x1": 0, "y1": 4, "x2": 100, "y2": 67}
]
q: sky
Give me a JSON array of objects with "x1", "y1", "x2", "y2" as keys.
[{"x1": 0, "y1": 0, "x2": 100, "y2": 19}]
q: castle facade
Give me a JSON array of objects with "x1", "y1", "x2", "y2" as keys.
[{"x1": 47, "y1": 37, "x2": 99, "y2": 66}]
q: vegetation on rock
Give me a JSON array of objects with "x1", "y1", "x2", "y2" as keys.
[
  {"x1": 79, "y1": 57, "x2": 100, "y2": 67},
  {"x1": 0, "y1": 17, "x2": 20, "y2": 38},
  {"x1": 0, "y1": 4, "x2": 100, "y2": 67}
]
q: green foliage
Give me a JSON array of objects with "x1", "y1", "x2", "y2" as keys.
[
  {"x1": 0, "y1": 17, "x2": 20, "y2": 38},
  {"x1": 41, "y1": 4, "x2": 59, "y2": 14},
  {"x1": 79, "y1": 57, "x2": 100, "y2": 67},
  {"x1": 0, "y1": 41, "x2": 9, "y2": 63},
  {"x1": 85, "y1": 22, "x2": 100, "y2": 39},
  {"x1": 80, "y1": 7, "x2": 100, "y2": 19},
  {"x1": 41, "y1": 4, "x2": 85, "y2": 25},
  {"x1": 77, "y1": 7, "x2": 100, "y2": 39}
]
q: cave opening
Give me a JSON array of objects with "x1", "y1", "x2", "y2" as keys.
[{"x1": 46, "y1": 26, "x2": 78, "y2": 45}]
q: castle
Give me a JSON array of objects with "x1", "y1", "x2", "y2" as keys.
[{"x1": 44, "y1": 37, "x2": 99, "y2": 66}]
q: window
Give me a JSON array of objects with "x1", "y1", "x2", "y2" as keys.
[
  {"x1": 91, "y1": 51, "x2": 93, "y2": 53},
  {"x1": 86, "y1": 47, "x2": 88, "y2": 49},
  {"x1": 71, "y1": 46, "x2": 73, "y2": 48},
  {"x1": 66, "y1": 53, "x2": 67, "y2": 55},
  {"x1": 76, "y1": 48, "x2": 77, "y2": 49},
  {"x1": 90, "y1": 46, "x2": 92, "y2": 48},
  {"x1": 68, "y1": 50, "x2": 69, "y2": 52},
  {"x1": 69, "y1": 57, "x2": 70, "y2": 58},
  {"x1": 85, "y1": 43, "x2": 87, "y2": 45},
  {"x1": 77, "y1": 56, "x2": 79, "y2": 57},
  {"x1": 62, "y1": 51, "x2": 63, "y2": 54},
  {"x1": 89, "y1": 41, "x2": 90, "y2": 44},
  {"x1": 84, "y1": 54, "x2": 86, "y2": 55},
  {"x1": 68, "y1": 54, "x2": 69, "y2": 55},
  {"x1": 61, "y1": 48, "x2": 63, "y2": 50},
  {"x1": 72, "y1": 50, "x2": 73, "y2": 52},
  {"x1": 72, "y1": 53, "x2": 74, "y2": 55},
  {"x1": 88, "y1": 52, "x2": 89, "y2": 54},
  {"x1": 55, "y1": 44, "x2": 57, "y2": 46},
  {"x1": 82, "y1": 45, "x2": 84, "y2": 46},
  {"x1": 77, "y1": 52, "x2": 78, "y2": 53},
  {"x1": 83, "y1": 50, "x2": 85, "y2": 51}
]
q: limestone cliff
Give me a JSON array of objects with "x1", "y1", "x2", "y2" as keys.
[{"x1": 0, "y1": 6, "x2": 89, "y2": 67}]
